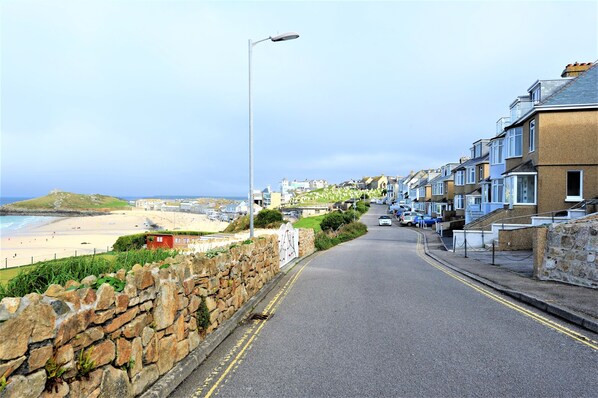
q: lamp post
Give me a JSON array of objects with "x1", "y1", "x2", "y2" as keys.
[{"x1": 248, "y1": 32, "x2": 299, "y2": 238}]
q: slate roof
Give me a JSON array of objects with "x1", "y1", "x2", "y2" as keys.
[
  {"x1": 540, "y1": 63, "x2": 598, "y2": 106},
  {"x1": 453, "y1": 154, "x2": 490, "y2": 171}
]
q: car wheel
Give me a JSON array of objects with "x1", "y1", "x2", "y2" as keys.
[{"x1": 407, "y1": 222, "x2": 413, "y2": 227}]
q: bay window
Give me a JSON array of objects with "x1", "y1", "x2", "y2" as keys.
[
  {"x1": 455, "y1": 170, "x2": 465, "y2": 186},
  {"x1": 492, "y1": 179, "x2": 504, "y2": 203},
  {"x1": 466, "y1": 167, "x2": 476, "y2": 184},
  {"x1": 455, "y1": 194, "x2": 464, "y2": 210},
  {"x1": 506, "y1": 127, "x2": 522, "y2": 158}
]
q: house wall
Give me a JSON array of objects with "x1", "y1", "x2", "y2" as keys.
[
  {"x1": 536, "y1": 165, "x2": 598, "y2": 214},
  {"x1": 535, "y1": 110, "x2": 598, "y2": 214}
]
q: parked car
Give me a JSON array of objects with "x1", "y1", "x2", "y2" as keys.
[
  {"x1": 378, "y1": 215, "x2": 392, "y2": 226},
  {"x1": 414, "y1": 215, "x2": 442, "y2": 227},
  {"x1": 400, "y1": 211, "x2": 425, "y2": 226}
]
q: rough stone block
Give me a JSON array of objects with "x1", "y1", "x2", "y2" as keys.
[
  {"x1": 104, "y1": 306, "x2": 139, "y2": 334},
  {"x1": 131, "y1": 364, "x2": 159, "y2": 396},
  {"x1": 89, "y1": 340, "x2": 116, "y2": 368}
]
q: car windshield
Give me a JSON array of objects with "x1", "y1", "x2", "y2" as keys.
[{"x1": 379, "y1": 216, "x2": 390, "y2": 219}]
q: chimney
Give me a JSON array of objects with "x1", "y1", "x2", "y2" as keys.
[{"x1": 561, "y1": 62, "x2": 593, "y2": 78}]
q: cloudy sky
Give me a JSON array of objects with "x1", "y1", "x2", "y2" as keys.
[{"x1": 1, "y1": 1, "x2": 597, "y2": 198}]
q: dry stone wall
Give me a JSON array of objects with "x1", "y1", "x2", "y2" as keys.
[
  {"x1": 0, "y1": 235, "x2": 279, "y2": 398},
  {"x1": 536, "y1": 217, "x2": 598, "y2": 288}
]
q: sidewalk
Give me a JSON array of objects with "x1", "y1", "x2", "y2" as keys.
[{"x1": 421, "y1": 228, "x2": 598, "y2": 334}]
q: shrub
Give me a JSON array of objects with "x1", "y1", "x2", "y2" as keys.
[
  {"x1": 197, "y1": 297, "x2": 210, "y2": 330},
  {"x1": 254, "y1": 209, "x2": 283, "y2": 227},
  {"x1": 355, "y1": 201, "x2": 368, "y2": 214},
  {"x1": 315, "y1": 221, "x2": 367, "y2": 251},
  {"x1": 113, "y1": 233, "x2": 146, "y2": 252},
  {"x1": 223, "y1": 215, "x2": 249, "y2": 233},
  {"x1": 320, "y1": 212, "x2": 347, "y2": 232}
]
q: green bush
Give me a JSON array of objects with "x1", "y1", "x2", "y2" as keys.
[
  {"x1": 113, "y1": 233, "x2": 146, "y2": 252},
  {"x1": 355, "y1": 201, "x2": 368, "y2": 214},
  {"x1": 315, "y1": 221, "x2": 367, "y2": 251},
  {"x1": 224, "y1": 215, "x2": 250, "y2": 233},
  {"x1": 254, "y1": 209, "x2": 283, "y2": 227},
  {"x1": 320, "y1": 212, "x2": 347, "y2": 232}
]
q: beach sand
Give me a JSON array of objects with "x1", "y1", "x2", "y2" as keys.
[{"x1": 0, "y1": 210, "x2": 229, "y2": 268}]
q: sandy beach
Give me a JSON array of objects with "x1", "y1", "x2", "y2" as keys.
[{"x1": 0, "y1": 210, "x2": 229, "y2": 268}]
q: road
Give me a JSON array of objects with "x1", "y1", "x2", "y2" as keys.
[{"x1": 171, "y1": 205, "x2": 598, "y2": 397}]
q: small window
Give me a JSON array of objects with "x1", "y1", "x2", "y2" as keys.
[
  {"x1": 566, "y1": 171, "x2": 583, "y2": 201},
  {"x1": 478, "y1": 166, "x2": 484, "y2": 181},
  {"x1": 529, "y1": 120, "x2": 535, "y2": 152},
  {"x1": 157, "y1": 236, "x2": 163, "y2": 243}
]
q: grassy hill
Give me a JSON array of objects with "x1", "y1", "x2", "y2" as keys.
[
  {"x1": 4, "y1": 191, "x2": 129, "y2": 211},
  {"x1": 288, "y1": 186, "x2": 384, "y2": 206}
]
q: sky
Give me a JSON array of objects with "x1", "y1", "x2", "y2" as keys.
[{"x1": 1, "y1": 1, "x2": 597, "y2": 198}]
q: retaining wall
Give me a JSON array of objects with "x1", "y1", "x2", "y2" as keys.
[
  {"x1": 535, "y1": 217, "x2": 598, "y2": 288},
  {"x1": 0, "y1": 235, "x2": 281, "y2": 397}
]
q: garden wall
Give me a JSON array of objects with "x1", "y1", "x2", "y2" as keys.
[
  {"x1": 0, "y1": 235, "x2": 280, "y2": 398},
  {"x1": 297, "y1": 228, "x2": 315, "y2": 258},
  {"x1": 534, "y1": 217, "x2": 598, "y2": 288}
]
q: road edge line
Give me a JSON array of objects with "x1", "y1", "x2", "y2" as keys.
[
  {"x1": 140, "y1": 252, "x2": 317, "y2": 398},
  {"x1": 417, "y1": 230, "x2": 598, "y2": 335}
]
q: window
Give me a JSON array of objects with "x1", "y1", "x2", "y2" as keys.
[
  {"x1": 482, "y1": 185, "x2": 490, "y2": 203},
  {"x1": 432, "y1": 182, "x2": 443, "y2": 196},
  {"x1": 157, "y1": 236, "x2": 163, "y2": 243},
  {"x1": 515, "y1": 175, "x2": 536, "y2": 204},
  {"x1": 506, "y1": 127, "x2": 522, "y2": 158},
  {"x1": 566, "y1": 171, "x2": 583, "y2": 201},
  {"x1": 455, "y1": 195, "x2": 464, "y2": 209},
  {"x1": 466, "y1": 167, "x2": 476, "y2": 184},
  {"x1": 478, "y1": 165, "x2": 484, "y2": 181},
  {"x1": 492, "y1": 179, "x2": 504, "y2": 203},
  {"x1": 490, "y1": 139, "x2": 504, "y2": 165},
  {"x1": 531, "y1": 87, "x2": 541, "y2": 103},
  {"x1": 455, "y1": 170, "x2": 465, "y2": 186},
  {"x1": 529, "y1": 120, "x2": 535, "y2": 152}
]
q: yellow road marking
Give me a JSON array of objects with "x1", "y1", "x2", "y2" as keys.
[
  {"x1": 198, "y1": 257, "x2": 314, "y2": 398},
  {"x1": 414, "y1": 233, "x2": 598, "y2": 351}
]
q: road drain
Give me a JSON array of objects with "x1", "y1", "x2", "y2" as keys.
[{"x1": 249, "y1": 312, "x2": 271, "y2": 321}]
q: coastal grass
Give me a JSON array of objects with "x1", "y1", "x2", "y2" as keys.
[
  {"x1": 4, "y1": 191, "x2": 129, "y2": 210},
  {"x1": 292, "y1": 215, "x2": 325, "y2": 233},
  {"x1": 0, "y1": 249, "x2": 177, "y2": 300}
]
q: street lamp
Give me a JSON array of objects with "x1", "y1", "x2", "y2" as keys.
[{"x1": 248, "y1": 32, "x2": 299, "y2": 238}]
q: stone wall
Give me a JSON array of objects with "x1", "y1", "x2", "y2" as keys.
[
  {"x1": 497, "y1": 227, "x2": 535, "y2": 251},
  {"x1": 297, "y1": 228, "x2": 315, "y2": 258},
  {"x1": 0, "y1": 235, "x2": 279, "y2": 397},
  {"x1": 535, "y1": 217, "x2": 598, "y2": 288}
]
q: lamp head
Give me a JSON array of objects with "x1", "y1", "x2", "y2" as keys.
[{"x1": 270, "y1": 32, "x2": 300, "y2": 42}]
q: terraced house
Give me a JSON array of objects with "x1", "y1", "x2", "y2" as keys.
[
  {"x1": 501, "y1": 62, "x2": 598, "y2": 218},
  {"x1": 452, "y1": 139, "x2": 490, "y2": 223},
  {"x1": 429, "y1": 162, "x2": 459, "y2": 218}
]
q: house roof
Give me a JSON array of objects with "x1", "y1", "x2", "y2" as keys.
[
  {"x1": 503, "y1": 160, "x2": 537, "y2": 175},
  {"x1": 453, "y1": 153, "x2": 489, "y2": 171},
  {"x1": 539, "y1": 63, "x2": 598, "y2": 106}
]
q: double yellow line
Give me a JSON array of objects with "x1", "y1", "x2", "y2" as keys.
[
  {"x1": 198, "y1": 257, "x2": 314, "y2": 398},
  {"x1": 415, "y1": 233, "x2": 598, "y2": 351}
]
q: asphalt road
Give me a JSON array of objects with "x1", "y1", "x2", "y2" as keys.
[{"x1": 171, "y1": 205, "x2": 598, "y2": 398}]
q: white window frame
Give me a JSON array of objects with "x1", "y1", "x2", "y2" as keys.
[
  {"x1": 565, "y1": 170, "x2": 583, "y2": 202},
  {"x1": 529, "y1": 120, "x2": 535, "y2": 153},
  {"x1": 478, "y1": 165, "x2": 484, "y2": 182},
  {"x1": 455, "y1": 194, "x2": 464, "y2": 210},
  {"x1": 492, "y1": 179, "x2": 504, "y2": 203},
  {"x1": 455, "y1": 170, "x2": 465, "y2": 186},
  {"x1": 506, "y1": 127, "x2": 522, "y2": 158},
  {"x1": 509, "y1": 173, "x2": 537, "y2": 205},
  {"x1": 466, "y1": 167, "x2": 476, "y2": 184}
]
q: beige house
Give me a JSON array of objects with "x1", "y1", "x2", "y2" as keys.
[{"x1": 503, "y1": 63, "x2": 598, "y2": 216}]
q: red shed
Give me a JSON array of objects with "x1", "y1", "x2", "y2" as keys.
[{"x1": 146, "y1": 234, "x2": 174, "y2": 249}]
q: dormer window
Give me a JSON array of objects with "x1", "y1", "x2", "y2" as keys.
[{"x1": 531, "y1": 87, "x2": 541, "y2": 103}]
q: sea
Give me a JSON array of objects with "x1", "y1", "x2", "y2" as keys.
[{"x1": 0, "y1": 197, "x2": 58, "y2": 235}]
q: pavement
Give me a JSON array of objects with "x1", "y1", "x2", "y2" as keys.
[{"x1": 420, "y1": 227, "x2": 598, "y2": 334}]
